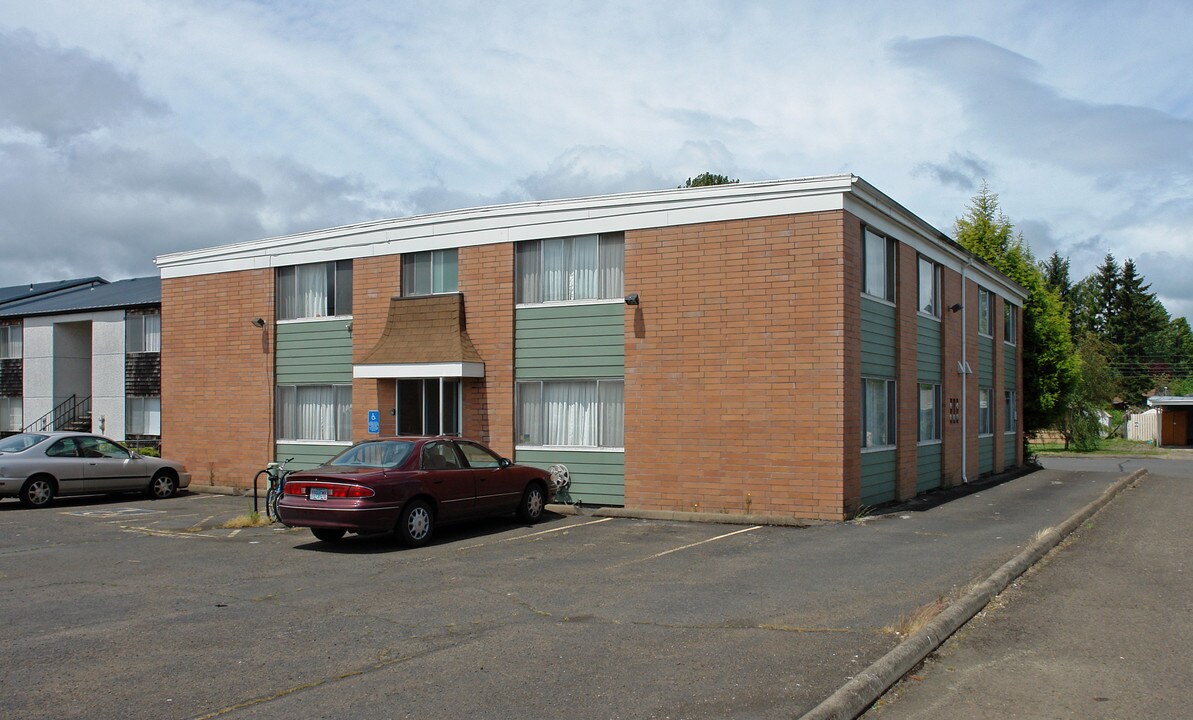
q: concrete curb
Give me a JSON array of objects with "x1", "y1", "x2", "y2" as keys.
[
  {"x1": 546, "y1": 503, "x2": 825, "y2": 527},
  {"x1": 800, "y1": 467, "x2": 1149, "y2": 720}
]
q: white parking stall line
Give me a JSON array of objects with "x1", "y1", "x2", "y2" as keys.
[
  {"x1": 606, "y1": 525, "x2": 763, "y2": 569},
  {"x1": 456, "y1": 517, "x2": 614, "y2": 550}
]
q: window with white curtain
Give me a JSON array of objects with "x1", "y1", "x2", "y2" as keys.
[
  {"x1": 276, "y1": 260, "x2": 353, "y2": 320},
  {"x1": 402, "y1": 249, "x2": 458, "y2": 296},
  {"x1": 126, "y1": 396, "x2": 161, "y2": 435},
  {"x1": 276, "y1": 384, "x2": 352, "y2": 442},
  {"x1": 917, "y1": 256, "x2": 940, "y2": 317},
  {"x1": 126, "y1": 313, "x2": 161, "y2": 353},
  {"x1": 516, "y1": 233, "x2": 624, "y2": 304},
  {"x1": 862, "y1": 377, "x2": 896, "y2": 449},
  {"x1": 516, "y1": 379, "x2": 624, "y2": 448},
  {"x1": 0, "y1": 324, "x2": 22, "y2": 359},
  {"x1": 0, "y1": 396, "x2": 21, "y2": 431},
  {"x1": 978, "y1": 288, "x2": 993, "y2": 337}
]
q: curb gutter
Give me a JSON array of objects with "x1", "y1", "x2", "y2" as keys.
[
  {"x1": 546, "y1": 504, "x2": 826, "y2": 528},
  {"x1": 800, "y1": 467, "x2": 1149, "y2": 720}
]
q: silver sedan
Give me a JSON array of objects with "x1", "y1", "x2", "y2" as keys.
[{"x1": 0, "y1": 432, "x2": 191, "y2": 508}]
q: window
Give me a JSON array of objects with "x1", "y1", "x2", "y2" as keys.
[
  {"x1": 1004, "y1": 390, "x2": 1018, "y2": 433},
  {"x1": 918, "y1": 383, "x2": 942, "y2": 443},
  {"x1": 863, "y1": 229, "x2": 896, "y2": 301},
  {"x1": 126, "y1": 396, "x2": 161, "y2": 436},
  {"x1": 402, "y1": 249, "x2": 458, "y2": 296},
  {"x1": 517, "y1": 379, "x2": 624, "y2": 448},
  {"x1": 276, "y1": 260, "x2": 353, "y2": 320},
  {"x1": 0, "y1": 324, "x2": 21, "y2": 359},
  {"x1": 977, "y1": 288, "x2": 993, "y2": 336},
  {"x1": 397, "y1": 378, "x2": 460, "y2": 436},
  {"x1": 516, "y1": 233, "x2": 624, "y2": 304},
  {"x1": 1004, "y1": 303, "x2": 1016, "y2": 344},
  {"x1": 978, "y1": 387, "x2": 993, "y2": 436},
  {"x1": 0, "y1": 396, "x2": 21, "y2": 432},
  {"x1": 126, "y1": 313, "x2": 161, "y2": 353},
  {"x1": 917, "y1": 257, "x2": 940, "y2": 317},
  {"x1": 862, "y1": 378, "x2": 896, "y2": 449},
  {"x1": 276, "y1": 384, "x2": 352, "y2": 442}
]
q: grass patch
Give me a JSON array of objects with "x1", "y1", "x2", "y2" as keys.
[
  {"x1": 1030, "y1": 437, "x2": 1163, "y2": 456},
  {"x1": 883, "y1": 597, "x2": 949, "y2": 638},
  {"x1": 220, "y1": 511, "x2": 273, "y2": 529}
]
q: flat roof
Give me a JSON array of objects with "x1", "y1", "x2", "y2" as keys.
[
  {"x1": 0, "y1": 277, "x2": 160, "y2": 319},
  {"x1": 1148, "y1": 396, "x2": 1193, "y2": 407},
  {"x1": 155, "y1": 174, "x2": 1027, "y2": 303}
]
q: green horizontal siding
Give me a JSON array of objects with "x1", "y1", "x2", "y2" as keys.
[
  {"x1": 516, "y1": 304, "x2": 624, "y2": 379},
  {"x1": 917, "y1": 316, "x2": 942, "y2": 382},
  {"x1": 978, "y1": 335, "x2": 994, "y2": 384},
  {"x1": 979, "y1": 436, "x2": 994, "y2": 474},
  {"x1": 275, "y1": 443, "x2": 347, "y2": 472},
  {"x1": 1004, "y1": 343, "x2": 1017, "y2": 386},
  {"x1": 861, "y1": 298, "x2": 896, "y2": 377},
  {"x1": 276, "y1": 321, "x2": 353, "y2": 384},
  {"x1": 516, "y1": 449, "x2": 624, "y2": 506},
  {"x1": 860, "y1": 449, "x2": 896, "y2": 506},
  {"x1": 1004, "y1": 433, "x2": 1017, "y2": 466},
  {"x1": 917, "y1": 443, "x2": 942, "y2": 492}
]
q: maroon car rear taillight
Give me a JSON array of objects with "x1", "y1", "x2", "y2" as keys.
[{"x1": 285, "y1": 482, "x2": 375, "y2": 498}]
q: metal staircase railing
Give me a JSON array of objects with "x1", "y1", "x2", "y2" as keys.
[{"x1": 23, "y1": 394, "x2": 92, "y2": 433}]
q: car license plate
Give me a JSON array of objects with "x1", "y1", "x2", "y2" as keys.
[{"x1": 309, "y1": 487, "x2": 328, "y2": 501}]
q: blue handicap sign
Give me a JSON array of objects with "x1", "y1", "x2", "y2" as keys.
[{"x1": 367, "y1": 410, "x2": 380, "y2": 434}]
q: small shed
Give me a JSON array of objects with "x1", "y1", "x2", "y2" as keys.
[{"x1": 1146, "y1": 396, "x2": 1193, "y2": 447}]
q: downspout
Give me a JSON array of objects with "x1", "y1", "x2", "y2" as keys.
[{"x1": 960, "y1": 258, "x2": 974, "y2": 483}]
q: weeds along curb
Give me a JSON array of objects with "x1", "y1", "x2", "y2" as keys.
[{"x1": 800, "y1": 467, "x2": 1149, "y2": 720}]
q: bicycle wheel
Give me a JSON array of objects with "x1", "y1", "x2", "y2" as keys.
[{"x1": 266, "y1": 482, "x2": 281, "y2": 523}]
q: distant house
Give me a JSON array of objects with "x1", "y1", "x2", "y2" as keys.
[
  {"x1": 0, "y1": 277, "x2": 162, "y2": 448},
  {"x1": 1146, "y1": 396, "x2": 1193, "y2": 447}
]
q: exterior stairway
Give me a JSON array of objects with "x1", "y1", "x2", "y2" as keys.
[{"x1": 62, "y1": 412, "x2": 92, "y2": 433}]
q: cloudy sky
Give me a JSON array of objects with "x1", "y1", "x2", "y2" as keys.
[{"x1": 1, "y1": 1, "x2": 1190, "y2": 319}]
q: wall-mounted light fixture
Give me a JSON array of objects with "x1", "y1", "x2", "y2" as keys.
[
  {"x1": 250, "y1": 317, "x2": 266, "y2": 328},
  {"x1": 624, "y1": 293, "x2": 640, "y2": 306},
  {"x1": 345, "y1": 321, "x2": 354, "y2": 335},
  {"x1": 949, "y1": 303, "x2": 963, "y2": 313}
]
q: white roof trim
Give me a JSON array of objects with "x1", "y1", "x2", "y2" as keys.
[
  {"x1": 1148, "y1": 396, "x2": 1193, "y2": 407},
  {"x1": 353, "y1": 362, "x2": 485, "y2": 379}
]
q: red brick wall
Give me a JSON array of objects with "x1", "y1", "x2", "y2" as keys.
[
  {"x1": 841, "y1": 214, "x2": 863, "y2": 515},
  {"x1": 624, "y1": 211, "x2": 849, "y2": 520},
  {"x1": 992, "y1": 295, "x2": 1006, "y2": 473},
  {"x1": 964, "y1": 279, "x2": 981, "y2": 480},
  {"x1": 459, "y1": 243, "x2": 515, "y2": 457},
  {"x1": 895, "y1": 242, "x2": 919, "y2": 500},
  {"x1": 940, "y1": 266, "x2": 964, "y2": 487},
  {"x1": 352, "y1": 255, "x2": 401, "y2": 439},
  {"x1": 161, "y1": 270, "x2": 274, "y2": 489}
]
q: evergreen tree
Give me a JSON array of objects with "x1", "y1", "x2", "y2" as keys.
[
  {"x1": 680, "y1": 172, "x2": 739, "y2": 188},
  {"x1": 1040, "y1": 251, "x2": 1077, "y2": 335},
  {"x1": 1091, "y1": 253, "x2": 1120, "y2": 337},
  {"x1": 954, "y1": 185, "x2": 1078, "y2": 432},
  {"x1": 1108, "y1": 259, "x2": 1170, "y2": 404}
]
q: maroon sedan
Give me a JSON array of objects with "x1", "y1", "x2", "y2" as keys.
[{"x1": 277, "y1": 437, "x2": 553, "y2": 546}]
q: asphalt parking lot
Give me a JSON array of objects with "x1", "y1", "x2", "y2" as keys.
[{"x1": 0, "y1": 466, "x2": 1131, "y2": 719}]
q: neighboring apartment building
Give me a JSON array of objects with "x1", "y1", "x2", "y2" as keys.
[
  {"x1": 155, "y1": 175, "x2": 1025, "y2": 521},
  {"x1": 0, "y1": 277, "x2": 163, "y2": 448}
]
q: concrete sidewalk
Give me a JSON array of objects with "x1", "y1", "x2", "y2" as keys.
[{"x1": 865, "y1": 467, "x2": 1193, "y2": 719}]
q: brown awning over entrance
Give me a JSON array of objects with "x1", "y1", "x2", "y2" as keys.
[{"x1": 353, "y1": 293, "x2": 484, "y2": 378}]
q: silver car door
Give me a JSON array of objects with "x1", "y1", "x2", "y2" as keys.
[
  {"x1": 79, "y1": 436, "x2": 148, "y2": 492},
  {"x1": 42, "y1": 438, "x2": 91, "y2": 495}
]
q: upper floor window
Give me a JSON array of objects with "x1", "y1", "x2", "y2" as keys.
[
  {"x1": 0, "y1": 324, "x2": 21, "y2": 359},
  {"x1": 977, "y1": 288, "x2": 993, "y2": 337},
  {"x1": 126, "y1": 313, "x2": 161, "y2": 353},
  {"x1": 277, "y1": 260, "x2": 352, "y2": 321},
  {"x1": 917, "y1": 256, "x2": 940, "y2": 317},
  {"x1": 402, "y1": 249, "x2": 458, "y2": 296},
  {"x1": 863, "y1": 229, "x2": 896, "y2": 302},
  {"x1": 1004, "y1": 303, "x2": 1016, "y2": 344},
  {"x1": 516, "y1": 233, "x2": 624, "y2": 304}
]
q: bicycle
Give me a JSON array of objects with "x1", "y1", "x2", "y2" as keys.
[{"x1": 254, "y1": 457, "x2": 295, "y2": 523}]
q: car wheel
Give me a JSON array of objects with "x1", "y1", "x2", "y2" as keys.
[
  {"x1": 516, "y1": 482, "x2": 546, "y2": 523},
  {"x1": 20, "y1": 476, "x2": 55, "y2": 509},
  {"x1": 396, "y1": 499, "x2": 433, "y2": 548},
  {"x1": 311, "y1": 528, "x2": 346, "y2": 542},
  {"x1": 147, "y1": 471, "x2": 178, "y2": 500}
]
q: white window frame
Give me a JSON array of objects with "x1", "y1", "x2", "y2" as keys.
[
  {"x1": 276, "y1": 260, "x2": 353, "y2": 321},
  {"x1": 516, "y1": 379, "x2": 624, "y2": 449},
  {"x1": 0, "y1": 324, "x2": 21, "y2": 359},
  {"x1": 863, "y1": 229, "x2": 896, "y2": 303},
  {"x1": 862, "y1": 377, "x2": 897, "y2": 450},
  {"x1": 978, "y1": 387, "x2": 993, "y2": 436},
  {"x1": 516, "y1": 233, "x2": 624, "y2": 306},
  {"x1": 126, "y1": 396, "x2": 162, "y2": 436},
  {"x1": 1004, "y1": 390, "x2": 1018, "y2": 433},
  {"x1": 275, "y1": 384, "x2": 353, "y2": 443},
  {"x1": 917, "y1": 256, "x2": 941, "y2": 319},
  {"x1": 125, "y1": 313, "x2": 161, "y2": 354},
  {"x1": 1004, "y1": 303, "x2": 1016, "y2": 345},
  {"x1": 977, "y1": 288, "x2": 993, "y2": 337},
  {"x1": 402, "y1": 249, "x2": 459, "y2": 297},
  {"x1": 917, "y1": 383, "x2": 942, "y2": 444}
]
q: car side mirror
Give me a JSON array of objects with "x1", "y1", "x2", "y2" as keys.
[{"x1": 499, "y1": 458, "x2": 512, "y2": 469}]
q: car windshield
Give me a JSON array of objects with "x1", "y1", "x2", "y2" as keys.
[
  {"x1": 328, "y1": 440, "x2": 415, "y2": 469},
  {"x1": 0, "y1": 433, "x2": 48, "y2": 453}
]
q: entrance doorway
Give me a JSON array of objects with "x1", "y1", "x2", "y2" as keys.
[{"x1": 397, "y1": 378, "x2": 460, "y2": 436}]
